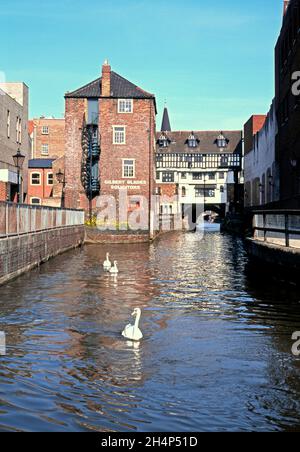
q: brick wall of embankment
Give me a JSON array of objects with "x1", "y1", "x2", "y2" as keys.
[{"x1": 0, "y1": 226, "x2": 85, "y2": 286}]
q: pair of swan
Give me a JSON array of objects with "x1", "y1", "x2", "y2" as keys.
[
  {"x1": 122, "y1": 308, "x2": 143, "y2": 341},
  {"x1": 103, "y1": 253, "x2": 118, "y2": 274}
]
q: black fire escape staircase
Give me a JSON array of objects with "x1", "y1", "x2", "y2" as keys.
[{"x1": 81, "y1": 116, "x2": 101, "y2": 214}]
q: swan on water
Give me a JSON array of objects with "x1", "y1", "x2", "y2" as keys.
[
  {"x1": 122, "y1": 308, "x2": 143, "y2": 341},
  {"x1": 109, "y1": 261, "x2": 119, "y2": 274},
  {"x1": 103, "y1": 253, "x2": 112, "y2": 271}
]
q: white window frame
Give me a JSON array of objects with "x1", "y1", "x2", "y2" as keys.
[
  {"x1": 118, "y1": 99, "x2": 133, "y2": 114},
  {"x1": 42, "y1": 126, "x2": 49, "y2": 135},
  {"x1": 113, "y1": 126, "x2": 126, "y2": 145},
  {"x1": 41, "y1": 144, "x2": 49, "y2": 155},
  {"x1": 31, "y1": 172, "x2": 41, "y2": 186},
  {"x1": 30, "y1": 197, "x2": 41, "y2": 205},
  {"x1": 7, "y1": 110, "x2": 10, "y2": 138},
  {"x1": 122, "y1": 159, "x2": 135, "y2": 178},
  {"x1": 47, "y1": 173, "x2": 54, "y2": 185}
]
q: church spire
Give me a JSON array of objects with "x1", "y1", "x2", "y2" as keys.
[{"x1": 161, "y1": 106, "x2": 171, "y2": 132}]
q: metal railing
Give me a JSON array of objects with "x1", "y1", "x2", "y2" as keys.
[
  {"x1": 0, "y1": 202, "x2": 85, "y2": 238},
  {"x1": 253, "y1": 210, "x2": 300, "y2": 249}
]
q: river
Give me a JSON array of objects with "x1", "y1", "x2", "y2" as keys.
[{"x1": 0, "y1": 231, "x2": 300, "y2": 432}]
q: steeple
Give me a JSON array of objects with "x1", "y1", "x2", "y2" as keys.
[{"x1": 161, "y1": 106, "x2": 171, "y2": 132}]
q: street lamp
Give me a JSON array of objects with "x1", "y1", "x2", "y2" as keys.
[
  {"x1": 56, "y1": 169, "x2": 65, "y2": 208},
  {"x1": 12, "y1": 149, "x2": 25, "y2": 203}
]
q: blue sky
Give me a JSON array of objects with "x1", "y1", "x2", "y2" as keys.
[{"x1": 0, "y1": 0, "x2": 283, "y2": 130}]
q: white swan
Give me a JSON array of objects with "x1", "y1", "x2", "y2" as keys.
[
  {"x1": 109, "y1": 261, "x2": 119, "y2": 274},
  {"x1": 122, "y1": 308, "x2": 143, "y2": 341},
  {"x1": 103, "y1": 253, "x2": 112, "y2": 271}
]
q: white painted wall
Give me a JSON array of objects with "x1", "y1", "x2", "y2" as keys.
[{"x1": 244, "y1": 99, "x2": 279, "y2": 206}]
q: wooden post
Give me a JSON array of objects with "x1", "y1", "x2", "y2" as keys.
[{"x1": 285, "y1": 213, "x2": 290, "y2": 247}]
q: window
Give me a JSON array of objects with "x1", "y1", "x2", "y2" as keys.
[
  {"x1": 193, "y1": 172, "x2": 202, "y2": 180},
  {"x1": 42, "y1": 126, "x2": 49, "y2": 135},
  {"x1": 88, "y1": 99, "x2": 99, "y2": 124},
  {"x1": 158, "y1": 134, "x2": 169, "y2": 148},
  {"x1": 195, "y1": 188, "x2": 215, "y2": 198},
  {"x1": 118, "y1": 99, "x2": 133, "y2": 113},
  {"x1": 219, "y1": 172, "x2": 225, "y2": 180},
  {"x1": 47, "y1": 173, "x2": 54, "y2": 185},
  {"x1": 16, "y1": 116, "x2": 19, "y2": 143},
  {"x1": 18, "y1": 118, "x2": 22, "y2": 144},
  {"x1": 123, "y1": 159, "x2": 135, "y2": 178},
  {"x1": 181, "y1": 172, "x2": 187, "y2": 179},
  {"x1": 31, "y1": 173, "x2": 41, "y2": 185},
  {"x1": 113, "y1": 126, "x2": 126, "y2": 144},
  {"x1": 156, "y1": 172, "x2": 161, "y2": 180},
  {"x1": 31, "y1": 198, "x2": 41, "y2": 205},
  {"x1": 162, "y1": 172, "x2": 174, "y2": 183},
  {"x1": 182, "y1": 187, "x2": 186, "y2": 197},
  {"x1": 7, "y1": 110, "x2": 10, "y2": 138},
  {"x1": 208, "y1": 172, "x2": 215, "y2": 180},
  {"x1": 187, "y1": 133, "x2": 198, "y2": 148},
  {"x1": 41, "y1": 144, "x2": 49, "y2": 155}
]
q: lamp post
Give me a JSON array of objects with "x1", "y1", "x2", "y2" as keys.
[
  {"x1": 12, "y1": 149, "x2": 25, "y2": 204},
  {"x1": 56, "y1": 169, "x2": 65, "y2": 208}
]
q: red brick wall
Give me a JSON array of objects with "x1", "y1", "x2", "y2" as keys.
[
  {"x1": 32, "y1": 118, "x2": 65, "y2": 159},
  {"x1": 64, "y1": 98, "x2": 87, "y2": 210},
  {"x1": 0, "y1": 182, "x2": 7, "y2": 202},
  {"x1": 158, "y1": 184, "x2": 177, "y2": 197}
]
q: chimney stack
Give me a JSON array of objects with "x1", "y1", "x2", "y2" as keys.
[{"x1": 102, "y1": 59, "x2": 111, "y2": 97}]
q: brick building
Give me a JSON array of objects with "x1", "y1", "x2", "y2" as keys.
[
  {"x1": 29, "y1": 117, "x2": 65, "y2": 160},
  {"x1": 0, "y1": 82, "x2": 29, "y2": 202},
  {"x1": 64, "y1": 61, "x2": 157, "y2": 231},
  {"x1": 275, "y1": 0, "x2": 300, "y2": 207},
  {"x1": 27, "y1": 159, "x2": 55, "y2": 205}
]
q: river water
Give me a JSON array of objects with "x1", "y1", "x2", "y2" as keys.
[{"x1": 0, "y1": 231, "x2": 300, "y2": 432}]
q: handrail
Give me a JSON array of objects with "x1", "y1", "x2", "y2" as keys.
[
  {"x1": 252, "y1": 210, "x2": 300, "y2": 249},
  {"x1": 0, "y1": 202, "x2": 85, "y2": 239}
]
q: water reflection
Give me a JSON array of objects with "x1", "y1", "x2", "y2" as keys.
[{"x1": 0, "y1": 232, "x2": 300, "y2": 431}]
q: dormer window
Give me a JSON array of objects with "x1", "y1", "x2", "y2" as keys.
[
  {"x1": 158, "y1": 133, "x2": 170, "y2": 148},
  {"x1": 187, "y1": 132, "x2": 199, "y2": 148},
  {"x1": 216, "y1": 132, "x2": 229, "y2": 149}
]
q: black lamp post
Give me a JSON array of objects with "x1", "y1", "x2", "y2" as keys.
[
  {"x1": 12, "y1": 149, "x2": 25, "y2": 203},
  {"x1": 56, "y1": 169, "x2": 65, "y2": 208}
]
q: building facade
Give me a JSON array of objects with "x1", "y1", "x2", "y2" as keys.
[
  {"x1": 155, "y1": 109, "x2": 243, "y2": 220},
  {"x1": 64, "y1": 61, "x2": 157, "y2": 231},
  {"x1": 27, "y1": 159, "x2": 55, "y2": 205},
  {"x1": 29, "y1": 117, "x2": 65, "y2": 160},
  {"x1": 0, "y1": 83, "x2": 29, "y2": 202},
  {"x1": 275, "y1": 0, "x2": 300, "y2": 207},
  {"x1": 244, "y1": 100, "x2": 279, "y2": 208}
]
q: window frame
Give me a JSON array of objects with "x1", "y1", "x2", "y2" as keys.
[
  {"x1": 47, "y1": 172, "x2": 54, "y2": 186},
  {"x1": 30, "y1": 172, "x2": 42, "y2": 186},
  {"x1": 122, "y1": 159, "x2": 135, "y2": 179},
  {"x1": 41, "y1": 144, "x2": 49, "y2": 155},
  {"x1": 118, "y1": 99, "x2": 133, "y2": 114},
  {"x1": 41, "y1": 126, "x2": 49, "y2": 135},
  {"x1": 113, "y1": 126, "x2": 126, "y2": 145},
  {"x1": 30, "y1": 197, "x2": 41, "y2": 205}
]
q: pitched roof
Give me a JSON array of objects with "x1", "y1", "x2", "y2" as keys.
[
  {"x1": 156, "y1": 131, "x2": 242, "y2": 154},
  {"x1": 161, "y1": 107, "x2": 171, "y2": 132},
  {"x1": 28, "y1": 159, "x2": 55, "y2": 169},
  {"x1": 65, "y1": 71, "x2": 155, "y2": 101}
]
